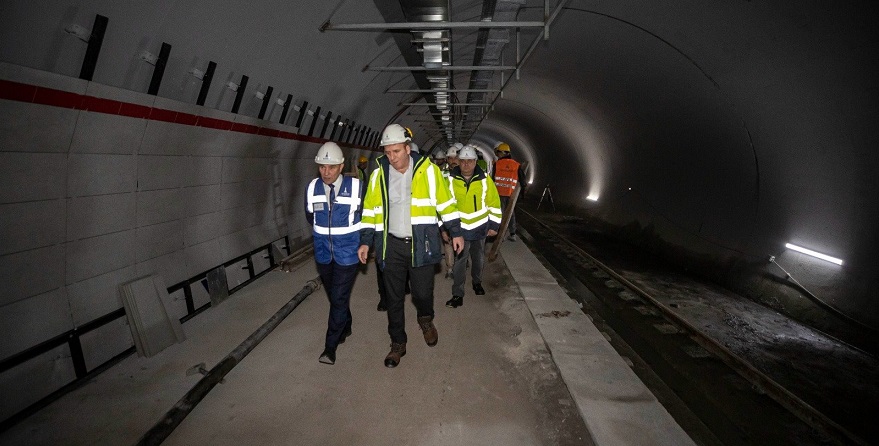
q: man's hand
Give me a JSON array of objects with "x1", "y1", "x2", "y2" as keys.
[
  {"x1": 487, "y1": 229, "x2": 498, "y2": 237},
  {"x1": 358, "y1": 245, "x2": 370, "y2": 264},
  {"x1": 452, "y1": 236, "x2": 465, "y2": 254}
]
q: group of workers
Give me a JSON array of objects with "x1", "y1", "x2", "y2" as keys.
[{"x1": 305, "y1": 123, "x2": 523, "y2": 368}]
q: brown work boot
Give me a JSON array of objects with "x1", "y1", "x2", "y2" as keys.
[
  {"x1": 417, "y1": 316, "x2": 438, "y2": 347},
  {"x1": 384, "y1": 342, "x2": 406, "y2": 368}
]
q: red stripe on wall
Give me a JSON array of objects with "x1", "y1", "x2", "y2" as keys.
[{"x1": 0, "y1": 78, "x2": 373, "y2": 150}]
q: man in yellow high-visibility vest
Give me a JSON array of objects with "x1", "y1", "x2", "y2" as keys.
[{"x1": 358, "y1": 124, "x2": 464, "y2": 368}]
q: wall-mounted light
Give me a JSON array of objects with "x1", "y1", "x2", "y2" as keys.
[
  {"x1": 189, "y1": 68, "x2": 205, "y2": 80},
  {"x1": 785, "y1": 243, "x2": 843, "y2": 265},
  {"x1": 275, "y1": 97, "x2": 285, "y2": 106},
  {"x1": 586, "y1": 194, "x2": 599, "y2": 202},
  {"x1": 65, "y1": 24, "x2": 91, "y2": 42},
  {"x1": 254, "y1": 91, "x2": 265, "y2": 100},
  {"x1": 138, "y1": 50, "x2": 158, "y2": 65},
  {"x1": 226, "y1": 81, "x2": 238, "y2": 91}
]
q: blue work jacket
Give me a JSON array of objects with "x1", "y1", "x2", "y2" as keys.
[{"x1": 305, "y1": 176, "x2": 362, "y2": 265}]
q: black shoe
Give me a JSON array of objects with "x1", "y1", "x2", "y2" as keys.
[
  {"x1": 377, "y1": 302, "x2": 387, "y2": 311},
  {"x1": 473, "y1": 283, "x2": 485, "y2": 295},
  {"x1": 338, "y1": 326, "x2": 352, "y2": 344},
  {"x1": 445, "y1": 296, "x2": 463, "y2": 308},
  {"x1": 319, "y1": 348, "x2": 336, "y2": 365},
  {"x1": 507, "y1": 234, "x2": 517, "y2": 242}
]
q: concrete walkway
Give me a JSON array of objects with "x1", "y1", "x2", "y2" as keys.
[{"x1": 0, "y1": 242, "x2": 692, "y2": 445}]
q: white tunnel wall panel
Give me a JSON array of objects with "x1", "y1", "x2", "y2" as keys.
[
  {"x1": 0, "y1": 289, "x2": 72, "y2": 361},
  {"x1": 0, "y1": 100, "x2": 79, "y2": 154},
  {"x1": 66, "y1": 194, "x2": 137, "y2": 241},
  {"x1": 0, "y1": 246, "x2": 65, "y2": 308},
  {"x1": 66, "y1": 265, "x2": 138, "y2": 327},
  {"x1": 67, "y1": 154, "x2": 137, "y2": 196},
  {"x1": 79, "y1": 316, "x2": 133, "y2": 372},
  {"x1": 0, "y1": 200, "x2": 65, "y2": 256},
  {"x1": 0, "y1": 344, "x2": 75, "y2": 422},
  {"x1": 70, "y1": 112, "x2": 147, "y2": 155},
  {"x1": 135, "y1": 220, "x2": 184, "y2": 264},
  {"x1": 0, "y1": 55, "x2": 355, "y2": 416},
  {"x1": 0, "y1": 152, "x2": 68, "y2": 203}
]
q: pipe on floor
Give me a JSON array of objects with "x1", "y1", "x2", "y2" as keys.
[{"x1": 136, "y1": 276, "x2": 322, "y2": 446}]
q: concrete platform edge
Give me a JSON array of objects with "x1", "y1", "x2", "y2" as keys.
[{"x1": 499, "y1": 236, "x2": 697, "y2": 446}]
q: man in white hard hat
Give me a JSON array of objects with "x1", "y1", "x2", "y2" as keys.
[
  {"x1": 358, "y1": 124, "x2": 464, "y2": 368},
  {"x1": 432, "y1": 149, "x2": 447, "y2": 169},
  {"x1": 446, "y1": 143, "x2": 462, "y2": 170},
  {"x1": 444, "y1": 146, "x2": 501, "y2": 308},
  {"x1": 306, "y1": 142, "x2": 362, "y2": 365}
]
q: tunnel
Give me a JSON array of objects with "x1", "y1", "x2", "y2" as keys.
[{"x1": 1, "y1": 1, "x2": 877, "y2": 444}]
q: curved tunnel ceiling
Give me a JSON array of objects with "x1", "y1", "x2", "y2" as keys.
[
  {"x1": 1, "y1": 0, "x2": 876, "y2": 322},
  {"x1": 466, "y1": 3, "x2": 878, "y2": 275}
]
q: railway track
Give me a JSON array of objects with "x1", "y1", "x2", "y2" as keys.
[{"x1": 518, "y1": 209, "x2": 867, "y2": 446}]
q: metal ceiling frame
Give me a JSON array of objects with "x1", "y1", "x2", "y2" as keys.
[{"x1": 322, "y1": 0, "x2": 568, "y2": 149}]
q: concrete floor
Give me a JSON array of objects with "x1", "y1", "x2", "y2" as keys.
[{"x1": 0, "y1": 242, "x2": 692, "y2": 445}]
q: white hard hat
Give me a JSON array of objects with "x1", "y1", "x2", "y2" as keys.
[
  {"x1": 453, "y1": 142, "x2": 464, "y2": 150},
  {"x1": 314, "y1": 142, "x2": 344, "y2": 165},
  {"x1": 434, "y1": 150, "x2": 446, "y2": 159},
  {"x1": 446, "y1": 146, "x2": 459, "y2": 158},
  {"x1": 410, "y1": 142, "x2": 420, "y2": 154},
  {"x1": 380, "y1": 124, "x2": 412, "y2": 146},
  {"x1": 458, "y1": 146, "x2": 478, "y2": 160}
]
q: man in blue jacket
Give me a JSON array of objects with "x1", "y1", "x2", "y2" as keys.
[{"x1": 306, "y1": 142, "x2": 362, "y2": 365}]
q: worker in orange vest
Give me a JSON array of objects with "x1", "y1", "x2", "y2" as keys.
[{"x1": 492, "y1": 142, "x2": 526, "y2": 241}]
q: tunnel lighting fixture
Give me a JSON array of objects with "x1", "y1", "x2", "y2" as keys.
[
  {"x1": 254, "y1": 90, "x2": 265, "y2": 100},
  {"x1": 189, "y1": 68, "x2": 205, "y2": 80},
  {"x1": 275, "y1": 98, "x2": 285, "y2": 106},
  {"x1": 586, "y1": 194, "x2": 599, "y2": 202},
  {"x1": 226, "y1": 81, "x2": 239, "y2": 91},
  {"x1": 785, "y1": 243, "x2": 843, "y2": 266}
]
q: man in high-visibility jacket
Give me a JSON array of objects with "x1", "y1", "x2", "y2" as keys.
[
  {"x1": 493, "y1": 141, "x2": 526, "y2": 241},
  {"x1": 306, "y1": 142, "x2": 362, "y2": 365},
  {"x1": 358, "y1": 124, "x2": 464, "y2": 368},
  {"x1": 444, "y1": 146, "x2": 501, "y2": 308}
]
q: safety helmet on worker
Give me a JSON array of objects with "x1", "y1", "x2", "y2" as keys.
[
  {"x1": 494, "y1": 142, "x2": 511, "y2": 153},
  {"x1": 458, "y1": 146, "x2": 478, "y2": 160},
  {"x1": 447, "y1": 142, "x2": 463, "y2": 158},
  {"x1": 410, "y1": 142, "x2": 420, "y2": 154},
  {"x1": 380, "y1": 124, "x2": 413, "y2": 146},
  {"x1": 358, "y1": 155, "x2": 368, "y2": 164},
  {"x1": 434, "y1": 150, "x2": 446, "y2": 160},
  {"x1": 314, "y1": 142, "x2": 344, "y2": 164}
]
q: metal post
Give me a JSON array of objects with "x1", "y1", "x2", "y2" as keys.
[
  {"x1": 147, "y1": 43, "x2": 171, "y2": 95},
  {"x1": 195, "y1": 61, "x2": 216, "y2": 106},
  {"x1": 231, "y1": 75, "x2": 248, "y2": 114},
  {"x1": 257, "y1": 86, "x2": 272, "y2": 119},
  {"x1": 79, "y1": 14, "x2": 108, "y2": 81}
]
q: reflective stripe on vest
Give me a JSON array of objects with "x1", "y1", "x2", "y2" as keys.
[{"x1": 494, "y1": 158, "x2": 520, "y2": 196}]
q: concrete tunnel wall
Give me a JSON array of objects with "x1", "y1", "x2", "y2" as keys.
[
  {"x1": 476, "y1": 4, "x2": 879, "y2": 338},
  {"x1": 1, "y1": 0, "x2": 877, "y2": 425},
  {"x1": 0, "y1": 0, "x2": 392, "y2": 421}
]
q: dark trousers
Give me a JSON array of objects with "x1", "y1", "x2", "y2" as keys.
[
  {"x1": 500, "y1": 195, "x2": 517, "y2": 235},
  {"x1": 383, "y1": 236, "x2": 435, "y2": 344},
  {"x1": 316, "y1": 261, "x2": 359, "y2": 350},
  {"x1": 452, "y1": 238, "x2": 485, "y2": 297}
]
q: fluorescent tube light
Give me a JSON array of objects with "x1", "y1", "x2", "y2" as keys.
[{"x1": 785, "y1": 243, "x2": 843, "y2": 266}]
